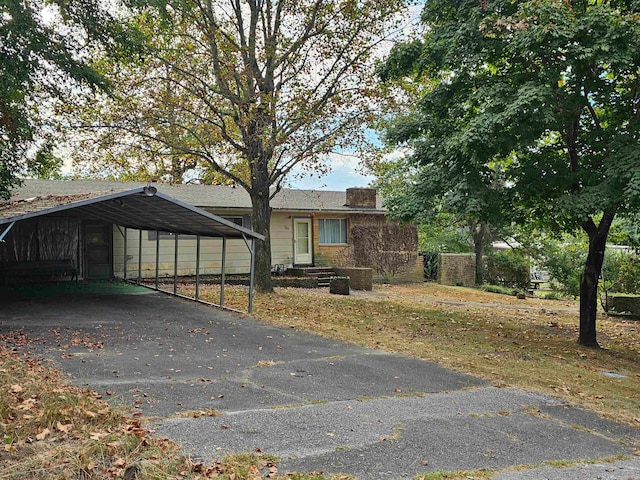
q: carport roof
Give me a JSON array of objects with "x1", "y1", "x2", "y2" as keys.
[{"x1": 0, "y1": 187, "x2": 264, "y2": 240}]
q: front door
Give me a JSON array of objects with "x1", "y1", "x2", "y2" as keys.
[
  {"x1": 293, "y1": 218, "x2": 312, "y2": 265},
  {"x1": 85, "y1": 222, "x2": 112, "y2": 279}
]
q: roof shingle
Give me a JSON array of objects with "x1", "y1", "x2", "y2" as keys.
[{"x1": 5, "y1": 180, "x2": 385, "y2": 214}]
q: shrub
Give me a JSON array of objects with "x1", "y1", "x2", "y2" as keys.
[
  {"x1": 543, "y1": 241, "x2": 640, "y2": 299},
  {"x1": 421, "y1": 252, "x2": 438, "y2": 281},
  {"x1": 483, "y1": 250, "x2": 530, "y2": 290},
  {"x1": 542, "y1": 242, "x2": 584, "y2": 298},
  {"x1": 602, "y1": 250, "x2": 640, "y2": 295},
  {"x1": 480, "y1": 284, "x2": 519, "y2": 296}
]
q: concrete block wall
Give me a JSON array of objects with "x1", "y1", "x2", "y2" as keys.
[
  {"x1": 345, "y1": 188, "x2": 377, "y2": 208},
  {"x1": 334, "y1": 267, "x2": 373, "y2": 291},
  {"x1": 438, "y1": 253, "x2": 476, "y2": 287},
  {"x1": 374, "y1": 256, "x2": 424, "y2": 284}
]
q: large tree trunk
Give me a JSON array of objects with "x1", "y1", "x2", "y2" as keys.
[
  {"x1": 250, "y1": 188, "x2": 274, "y2": 293},
  {"x1": 578, "y1": 211, "x2": 615, "y2": 347}
]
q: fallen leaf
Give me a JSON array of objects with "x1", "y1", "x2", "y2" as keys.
[
  {"x1": 56, "y1": 421, "x2": 72, "y2": 433},
  {"x1": 35, "y1": 428, "x2": 51, "y2": 441}
]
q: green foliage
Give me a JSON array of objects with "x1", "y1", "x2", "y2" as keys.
[
  {"x1": 479, "y1": 284, "x2": 519, "y2": 296},
  {"x1": 0, "y1": 0, "x2": 144, "y2": 199},
  {"x1": 611, "y1": 215, "x2": 640, "y2": 251},
  {"x1": 543, "y1": 241, "x2": 585, "y2": 298},
  {"x1": 378, "y1": 0, "x2": 640, "y2": 345},
  {"x1": 422, "y1": 252, "x2": 439, "y2": 281},
  {"x1": 543, "y1": 240, "x2": 640, "y2": 298},
  {"x1": 417, "y1": 215, "x2": 473, "y2": 253},
  {"x1": 380, "y1": 0, "x2": 640, "y2": 229},
  {"x1": 483, "y1": 250, "x2": 531, "y2": 290},
  {"x1": 602, "y1": 250, "x2": 640, "y2": 295}
]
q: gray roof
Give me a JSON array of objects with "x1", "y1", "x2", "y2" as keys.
[
  {"x1": 0, "y1": 186, "x2": 263, "y2": 240},
  {"x1": 6, "y1": 179, "x2": 385, "y2": 213}
]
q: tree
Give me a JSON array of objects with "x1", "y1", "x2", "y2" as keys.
[
  {"x1": 0, "y1": 0, "x2": 142, "y2": 199},
  {"x1": 70, "y1": 0, "x2": 412, "y2": 292},
  {"x1": 371, "y1": 149, "x2": 505, "y2": 284},
  {"x1": 379, "y1": 0, "x2": 640, "y2": 346}
]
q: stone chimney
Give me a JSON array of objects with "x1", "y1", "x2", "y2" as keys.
[{"x1": 345, "y1": 187, "x2": 377, "y2": 209}]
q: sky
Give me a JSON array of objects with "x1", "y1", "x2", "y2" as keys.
[
  {"x1": 287, "y1": 150, "x2": 377, "y2": 191},
  {"x1": 289, "y1": 161, "x2": 376, "y2": 191}
]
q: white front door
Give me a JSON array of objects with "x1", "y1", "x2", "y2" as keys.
[{"x1": 293, "y1": 218, "x2": 313, "y2": 265}]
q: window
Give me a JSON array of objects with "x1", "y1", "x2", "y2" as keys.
[{"x1": 318, "y1": 218, "x2": 348, "y2": 245}]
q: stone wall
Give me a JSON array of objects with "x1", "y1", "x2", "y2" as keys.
[
  {"x1": 607, "y1": 295, "x2": 640, "y2": 316},
  {"x1": 438, "y1": 253, "x2": 476, "y2": 287},
  {"x1": 334, "y1": 267, "x2": 373, "y2": 291},
  {"x1": 349, "y1": 215, "x2": 419, "y2": 282},
  {"x1": 374, "y1": 256, "x2": 424, "y2": 284},
  {"x1": 313, "y1": 214, "x2": 420, "y2": 283},
  {"x1": 345, "y1": 188, "x2": 377, "y2": 208}
]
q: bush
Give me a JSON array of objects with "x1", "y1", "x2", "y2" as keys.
[
  {"x1": 480, "y1": 284, "x2": 519, "y2": 296},
  {"x1": 602, "y1": 250, "x2": 640, "y2": 295},
  {"x1": 543, "y1": 241, "x2": 640, "y2": 298},
  {"x1": 543, "y1": 242, "x2": 584, "y2": 298},
  {"x1": 421, "y1": 252, "x2": 438, "y2": 281},
  {"x1": 483, "y1": 250, "x2": 530, "y2": 290}
]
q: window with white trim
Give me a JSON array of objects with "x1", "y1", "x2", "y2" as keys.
[{"x1": 318, "y1": 218, "x2": 348, "y2": 245}]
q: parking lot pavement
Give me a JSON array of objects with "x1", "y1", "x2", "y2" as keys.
[{"x1": 2, "y1": 290, "x2": 638, "y2": 479}]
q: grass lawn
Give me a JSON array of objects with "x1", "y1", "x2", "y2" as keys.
[
  {"x1": 2, "y1": 282, "x2": 639, "y2": 479},
  {"x1": 183, "y1": 282, "x2": 640, "y2": 427}
]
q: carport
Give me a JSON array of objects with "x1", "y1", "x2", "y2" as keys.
[{"x1": 0, "y1": 185, "x2": 264, "y2": 312}]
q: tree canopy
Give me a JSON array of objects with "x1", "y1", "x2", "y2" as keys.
[
  {"x1": 70, "y1": 0, "x2": 412, "y2": 291},
  {"x1": 378, "y1": 0, "x2": 640, "y2": 346},
  {"x1": 0, "y1": 0, "x2": 143, "y2": 199}
]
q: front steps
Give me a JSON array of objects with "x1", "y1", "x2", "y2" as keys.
[{"x1": 287, "y1": 266, "x2": 336, "y2": 287}]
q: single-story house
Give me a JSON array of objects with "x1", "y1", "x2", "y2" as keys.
[{"x1": 1, "y1": 179, "x2": 421, "y2": 283}]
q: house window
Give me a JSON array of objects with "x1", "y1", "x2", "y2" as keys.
[{"x1": 318, "y1": 218, "x2": 348, "y2": 245}]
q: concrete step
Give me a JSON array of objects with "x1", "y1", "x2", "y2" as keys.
[
  {"x1": 287, "y1": 266, "x2": 335, "y2": 276},
  {"x1": 286, "y1": 266, "x2": 336, "y2": 287}
]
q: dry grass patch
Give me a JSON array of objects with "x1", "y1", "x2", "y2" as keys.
[
  {"x1": 0, "y1": 334, "x2": 356, "y2": 479},
  {"x1": 187, "y1": 282, "x2": 640, "y2": 428},
  {"x1": 0, "y1": 338, "x2": 188, "y2": 479}
]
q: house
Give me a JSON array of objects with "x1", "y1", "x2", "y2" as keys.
[{"x1": 1, "y1": 179, "x2": 421, "y2": 284}]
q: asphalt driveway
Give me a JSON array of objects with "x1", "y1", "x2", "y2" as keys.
[{"x1": 1, "y1": 286, "x2": 638, "y2": 479}]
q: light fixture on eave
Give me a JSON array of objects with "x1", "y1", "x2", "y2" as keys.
[{"x1": 143, "y1": 185, "x2": 158, "y2": 196}]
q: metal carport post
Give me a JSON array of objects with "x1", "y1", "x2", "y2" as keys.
[
  {"x1": 0, "y1": 222, "x2": 16, "y2": 243},
  {"x1": 0, "y1": 186, "x2": 264, "y2": 313}
]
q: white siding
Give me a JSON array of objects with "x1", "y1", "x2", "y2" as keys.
[
  {"x1": 270, "y1": 213, "x2": 294, "y2": 266},
  {"x1": 113, "y1": 228, "x2": 251, "y2": 278},
  {"x1": 112, "y1": 212, "x2": 295, "y2": 278}
]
